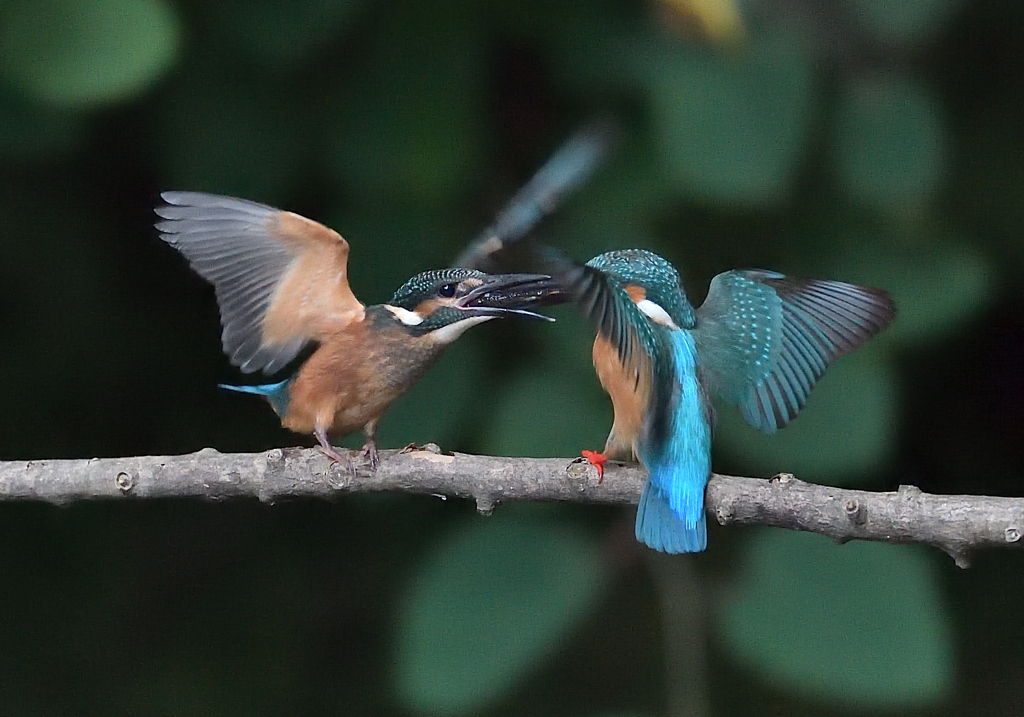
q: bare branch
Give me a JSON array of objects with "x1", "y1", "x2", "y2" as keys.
[{"x1": 3, "y1": 447, "x2": 1021, "y2": 567}]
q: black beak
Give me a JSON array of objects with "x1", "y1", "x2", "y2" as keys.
[{"x1": 458, "y1": 273, "x2": 569, "y2": 321}]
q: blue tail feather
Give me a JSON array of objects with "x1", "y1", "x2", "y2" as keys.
[
  {"x1": 635, "y1": 481, "x2": 707, "y2": 553},
  {"x1": 219, "y1": 378, "x2": 293, "y2": 417},
  {"x1": 633, "y1": 329, "x2": 712, "y2": 553}
]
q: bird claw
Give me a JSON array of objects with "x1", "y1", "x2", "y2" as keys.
[
  {"x1": 318, "y1": 443, "x2": 351, "y2": 465},
  {"x1": 362, "y1": 442, "x2": 379, "y2": 470},
  {"x1": 316, "y1": 443, "x2": 378, "y2": 475},
  {"x1": 315, "y1": 424, "x2": 378, "y2": 471},
  {"x1": 580, "y1": 450, "x2": 608, "y2": 483}
]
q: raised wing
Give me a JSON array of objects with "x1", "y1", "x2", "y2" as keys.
[
  {"x1": 544, "y1": 248, "x2": 657, "y2": 375},
  {"x1": 453, "y1": 117, "x2": 617, "y2": 271},
  {"x1": 538, "y1": 247, "x2": 686, "y2": 446},
  {"x1": 694, "y1": 270, "x2": 895, "y2": 433},
  {"x1": 156, "y1": 192, "x2": 364, "y2": 374}
]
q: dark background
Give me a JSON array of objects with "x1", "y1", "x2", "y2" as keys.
[{"x1": 1, "y1": 0, "x2": 1022, "y2": 714}]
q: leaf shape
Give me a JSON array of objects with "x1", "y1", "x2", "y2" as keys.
[
  {"x1": 849, "y1": 0, "x2": 962, "y2": 44},
  {"x1": 833, "y1": 76, "x2": 946, "y2": 213},
  {"x1": 721, "y1": 530, "x2": 953, "y2": 708},
  {"x1": 395, "y1": 513, "x2": 607, "y2": 715},
  {"x1": 324, "y1": 0, "x2": 487, "y2": 210},
  {"x1": 647, "y1": 31, "x2": 814, "y2": 206},
  {"x1": 0, "y1": 0, "x2": 180, "y2": 107},
  {"x1": 202, "y1": 0, "x2": 361, "y2": 69}
]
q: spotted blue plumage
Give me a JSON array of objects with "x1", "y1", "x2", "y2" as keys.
[
  {"x1": 521, "y1": 248, "x2": 895, "y2": 555},
  {"x1": 449, "y1": 126, "x2": 894, "y2": 548},
  {"x1": 694, "y1": 270, "x2": 895, "y2": 434}
]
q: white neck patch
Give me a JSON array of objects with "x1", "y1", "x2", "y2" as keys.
[
  {"x1": 428, "y1": 315, "x2": 495, "y2": 344},
  {"x1": 385, "y1": 304, "x2": 424, "y2": 326},
  {"x1": 636, "y1": 299, "x2": 679, "y2": 329}
]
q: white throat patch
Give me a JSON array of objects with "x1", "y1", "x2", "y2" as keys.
[
  {"x1": 636, "y1": 299, "x2": 679, "y2": 329},
  {"x1": 385, "y1": 304, "x2": 424, "y2": 326},
  {"x1": 428, "y1": 315, "x2": 496, "y2": 344}
]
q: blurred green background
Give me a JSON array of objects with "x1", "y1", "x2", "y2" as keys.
[{"x1": 1, "y1": 0, "x2": 1023, "y2": 713}]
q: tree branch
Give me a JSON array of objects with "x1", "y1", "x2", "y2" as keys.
[{"x1": 3, "y1": 447, "x2": 1021, "y2": 567}]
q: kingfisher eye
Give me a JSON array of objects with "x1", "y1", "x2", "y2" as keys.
[{"x1": 438, "y1": 283, "x2": 457, "y2": 298}]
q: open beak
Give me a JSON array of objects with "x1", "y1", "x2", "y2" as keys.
[{"x1": 457, "y1": 273, "x2": 568, "y2": 321}]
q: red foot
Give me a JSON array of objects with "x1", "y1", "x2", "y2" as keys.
[{"x1": 581, "y1": 450, "x2": 608, "y2": 483}]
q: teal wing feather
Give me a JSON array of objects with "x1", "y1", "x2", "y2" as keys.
[
  {"x1": 538, "y1": 247, "x2": 663, "y2": 374},
  {"x1": 540, "y1": 247, "x2": 714, "y2": 554},
  {"x1": 694, "y1": 270, "x2": 895, "y2": 433},
  {"x1": 538, "y1": 247, "x2": 682, "y2": 451}
]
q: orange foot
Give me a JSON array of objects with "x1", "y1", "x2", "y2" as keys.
[{"x1": 580, "y1": 450, "x2": 608, "y2": 483}]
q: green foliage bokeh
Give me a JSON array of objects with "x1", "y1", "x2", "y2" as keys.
[{"x1": 1, "y1": 0, "x2": 1022, "y2": 714}]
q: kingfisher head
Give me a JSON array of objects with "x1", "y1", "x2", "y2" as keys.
[
  {"x1": 586, "y1": 249, "x2": 696, "y2": 328},
  {"x1": 384, "y1": 268, "x2": 562, "y2": 343}
]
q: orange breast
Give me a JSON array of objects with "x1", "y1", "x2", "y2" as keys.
[
  {"x1": 282, "y1": 318, "x2": 445, "y2": 438},
  {"x1": 592, "y1": 334, "x2": 651, "y2": 460}
]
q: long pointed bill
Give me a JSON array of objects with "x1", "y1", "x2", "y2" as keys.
[{"x1": 458, "y1": 273, "x2": 568, "y2": 320}]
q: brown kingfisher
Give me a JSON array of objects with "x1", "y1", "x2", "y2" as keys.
[
  {"x1": 155, "y1": 191, "x2": 565, "y2": 468},
  {"x1": 455, "y1": 122, "x2": 896, "y2": 552}
]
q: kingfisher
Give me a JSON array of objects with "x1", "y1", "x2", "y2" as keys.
[
  {"x1": 462, "y1": 239, "x2": 895, "y2": 553},
  {"x1": 154, "y1": 191, "x2": 564, "y2": 468}
]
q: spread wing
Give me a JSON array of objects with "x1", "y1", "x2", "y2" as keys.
[
  {"x1": 538, "y1": 247, "x2": 680, "y2": 446},
  {"x1": 453, "y1": 117, "x2": 617, "y2": 271},
  {"x1": 545, "y1": 250, "x2": 657, "y2": 378},
  {"x1": 155, "y1": 192, "x2": 365, "y2": 374},
  {"x1": 694, "y1": 270, "x2": 895, "y2": 433}
]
